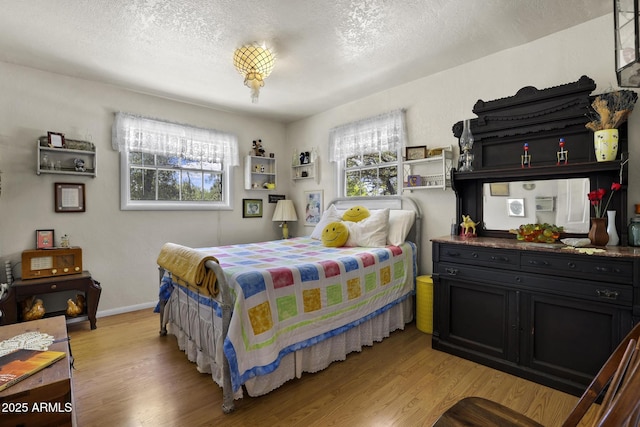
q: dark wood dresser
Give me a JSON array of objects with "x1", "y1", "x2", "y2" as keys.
[
  {"x1": 432, "y1": 236, "x2": 639, "y2": 395},
  {"x1": 435, "y1": 76, "x2": 638, "y2": 395}
]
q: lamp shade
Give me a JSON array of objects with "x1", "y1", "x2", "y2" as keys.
[{"x1": 272, "y1": 199, "x2": 298, "y2": 222}]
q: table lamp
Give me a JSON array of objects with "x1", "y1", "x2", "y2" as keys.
[{"x1": 272, "y1": 199, "x2": 298, "y2": 239}]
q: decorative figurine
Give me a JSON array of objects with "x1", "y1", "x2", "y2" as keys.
[
  {"x1": 74, "y1": 158, "x2": 85, "y2": 172},
  {"x1": 252, "y1": 140, "x2": 265, "y2": 157},
  {"x1": 521, "y1": 142, "x2": 531, "y2": 168},
  {"x1": 557, "y1": 138, "x2": 568, "y2": 165},
  {"x1": 460, "y1": 215, "x2": 478, "y2": 237}
]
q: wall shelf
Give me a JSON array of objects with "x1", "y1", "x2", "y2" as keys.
[
  {"x1": 402, "y1": 145, "x2": 453, "y2": 191},
  {"x1": 244, "y1": 155, "x2": 277, "y2": 190},
  {"x1": 37, "y1": 142, "x2": 96, "y2": 177},
  {"x1": 292, "y1": 161, "x2": 318, "y2": 183}
]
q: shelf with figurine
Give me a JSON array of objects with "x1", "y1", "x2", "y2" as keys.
[
  {"x1": 37, "y1": 133, "x2": 96, "y2": 177},
  {"x1": 291, "y1": 149, "x2": 318, "y2": 183},
  {"x1": 402, "y1": 145, "x2": 453, "y2": 191},
  {"x1": 244, "y1": 139, "x2": 277, "y2": 190}
]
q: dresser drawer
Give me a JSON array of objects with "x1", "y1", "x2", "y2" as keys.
[
  {"x1": 436, "y1": 262, "x2": 633, "y2": 307},
  {"x1": 521, "y1": 252, "x2": 633, "y2": 285},
  {"x1": 438, "y1": 244, "x2": 519, "y2": 269}
]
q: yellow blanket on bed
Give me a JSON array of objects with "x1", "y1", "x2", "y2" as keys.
[{"x1": 157, "y1": 243, "x2": 219, "y2": 297}]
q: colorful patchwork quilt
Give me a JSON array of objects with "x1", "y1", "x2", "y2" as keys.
[{"x1": 175, "y1": 237, "x2": 416, "y2": 392}]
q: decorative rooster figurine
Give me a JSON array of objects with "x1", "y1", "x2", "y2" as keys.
[
  {"x1": 66, "y1": 294, "x2": 85, "y2": 317},
  {"x1": 23, "y1": 298, "x2": 46, "y2": 321}
]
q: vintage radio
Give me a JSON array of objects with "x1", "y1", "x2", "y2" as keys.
[{"x1": 21, "y1": 247, "x2": 83, "y2": 280}]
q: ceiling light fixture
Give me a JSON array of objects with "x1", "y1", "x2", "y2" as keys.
[{"x1": 233, "y1": 43, "x2": 276, "y2": 103}]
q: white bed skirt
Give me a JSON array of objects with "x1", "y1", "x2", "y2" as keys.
[{"x1": 163, "y1": 285, "x2": 414, "y2": 398}]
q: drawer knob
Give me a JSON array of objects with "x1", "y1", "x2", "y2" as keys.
[
  {"x1": 596, "y1": 289, "x2": 619, "y2": 300},
  {"x1": 567, "y1": 262, "x2": 576, "y2": 269},
  {"x1": 445, "y1": 268, "x2": 458, "y2": 276},
  {"x1": 51, "y1": 284, "x2": 57, "y2": 290},
  {"x1": 472, "y1": 252, "x2": 478, "y2": 258},
  {"x1": 528, "y1": 260, "x2": 549, "y2": 266}
]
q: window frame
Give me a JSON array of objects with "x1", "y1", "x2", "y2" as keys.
[
  {"x1": 119, "y1": 150, "x2": 234, "y2": 211},
  {"x1": 338, "y1": 147, "x2": 402, "y2": 197}
]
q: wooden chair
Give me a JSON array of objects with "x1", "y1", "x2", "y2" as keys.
[{"x1": 432, "y1": 322, "x2": 640, "y2": 427}]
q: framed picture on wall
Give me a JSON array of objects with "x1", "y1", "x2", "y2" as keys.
[
  {"x1": 55, "y1": 183, "x2": 85, "y2": 213},
  {"x1": 490, "y1": 182, "x2": 510, "y2": 196},
  {"x1": 304, "y1": 190, "x2": 323, "y2": 226},
  {"x1": 243, "y1": 199, "x2": 263, "y2": 218},
  {"x1": 507, "y1": 198, "x2": 525, "y2": 217}
]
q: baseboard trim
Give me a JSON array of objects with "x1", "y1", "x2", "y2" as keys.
[{"x1": 95, "y1": 302, "x2": 158, "y2": 318}]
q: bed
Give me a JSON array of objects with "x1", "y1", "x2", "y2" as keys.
[{"x1": 156, "y1": 196, "x2": 422, "y2": 413}]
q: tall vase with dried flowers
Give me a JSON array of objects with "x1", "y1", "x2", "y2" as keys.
[
  {"x1": 587, "y1": 182, "x2": 622, "y2": 246},
  {"x1": 586, "y1": 90, "x2": 637, "y2": 162}
]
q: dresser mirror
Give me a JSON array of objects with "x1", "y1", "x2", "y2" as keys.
[
  {"x1": 482, "y1": 178, "x2": 590, "y2": 233},
  {"x1": 452, "y1": 76, "x2": 629, "y2": 244}
]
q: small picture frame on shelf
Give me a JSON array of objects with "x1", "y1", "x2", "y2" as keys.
[
  {"x1": 36, "y1": 229, "x2": 55, "y2": 249},
  {"x1": 243, "y1": 199, "x2": 263, "y2": 218},
  {"x1": 407, "y1": 175, "x2": 422, "y2": 187},
  {"x1": 55, "y1": 183, "x2": 85, "y2": 213},
  {"x1": 47, "y1": 131, "x2": 65, "y2": 148},
  {"x1": 405, "y1": 146, "x2": 427, "y2": 160}
]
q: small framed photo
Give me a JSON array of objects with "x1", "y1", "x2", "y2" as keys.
[
  {"x1": 507, "y1": 198, "x2": 525, "y2": 217},
  {"x1": 243, "y1": 199, "x2": 263, "y2": 218},
  {"x1": 47, "y1": 131, "x2": 65, "y2": 148},
  {"x1": 405, "y1": 146, "x2": 427, "y2": 161},
  {"x1": 490, "y1": 182, "x2": 510, "y2": 196},
  {"x1": 304, "y1": 190, "x2": 324, "y2": 226},
  {"x1": 407, "y1": 175, "x2": 422, "y2": 187},
  {"x1": 55, "y1": 183, "x2": 85, "y2": 213},
  {"x1": 268, "y1": 194, "x2": 286, "y2": 204},
  {"x1": 36, "y1": 229, "x2": 55, "y2": 249}
]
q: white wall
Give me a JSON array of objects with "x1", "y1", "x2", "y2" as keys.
[
  {"x1": 286, "y1": 14, "x2": 640, "y2": 273},
  {"x1": 2, "y1": 14, "x2": 638, "y2": 316},
  {"x1": 0, "y1": 63, "x2": 288, "y2": 315}
]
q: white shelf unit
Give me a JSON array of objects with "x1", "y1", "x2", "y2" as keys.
[
  {"x1": 244, "y1": 155, "x2": 277, "y2": 190},
  {"x1": 291, "y1": 161, "x2": 318, "y2": 183},
  {"x1": 402, "y1": 145, "x2": 453, "y2": 191},
  {"x1": 37, "y1": 144, "x2": 97, "y2": 177}
]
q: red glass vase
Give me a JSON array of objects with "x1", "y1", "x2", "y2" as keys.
[{"x1": 588, "y1": 217, "x2": 609, "y2": 246}]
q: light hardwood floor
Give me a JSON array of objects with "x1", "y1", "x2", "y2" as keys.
[{"x1": 67, "y1": 310, "x2": 597, "y2": 426}]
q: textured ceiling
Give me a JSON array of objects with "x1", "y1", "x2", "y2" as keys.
[{"x1": 0, "y1": 0, "x2": 610, "y2": 123}]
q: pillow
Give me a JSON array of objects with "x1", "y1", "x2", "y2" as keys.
[
  {"x1": 387, "y1": 210, "x2": 416, "y2": 246},
  {"x1": 321, "y1": 221, "x2": 349, "y2": 247},
  {"x1": 310, "y1": 205, "x2": 342, "y2": 239},
  {"x1": 345, "y1": 208, "x2": 390, "y2": 247}
]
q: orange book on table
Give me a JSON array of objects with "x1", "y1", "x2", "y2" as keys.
[{"x1": 0, "y1": 349, "x2": 66, "y2": 391}]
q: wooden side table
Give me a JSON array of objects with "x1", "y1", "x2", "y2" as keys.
[
  {"x1": 0, "y1": 271, "x2": 101, "y2": 329},
  {"x1": 0, "y1": 316, "x2": 76, "y2": 426}
]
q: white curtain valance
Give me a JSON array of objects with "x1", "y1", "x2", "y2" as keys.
[
  {"x1": 328, "y1": 109, "x2": 407, "y2": 163},
  {"x1": 112, "y1": 112, "x2": 239, "y2": 167}
]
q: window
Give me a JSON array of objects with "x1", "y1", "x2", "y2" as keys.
[
  {"x1": 112, "y1": 113, "x2": 239, "y2": 210},
  {"x1": 329, "y1": 109, "x2": 406, "y2": 197}
]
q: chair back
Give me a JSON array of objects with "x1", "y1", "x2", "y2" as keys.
[{"x1": 562, "y1": 322, "x2": 640, "y2": 427}]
